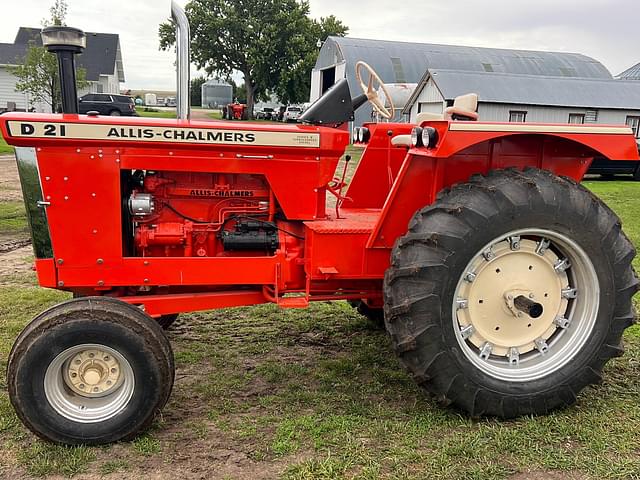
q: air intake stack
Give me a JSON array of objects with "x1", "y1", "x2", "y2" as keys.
[{"x1": 41, "y1": 26, "x2": 86, "y2": 114}]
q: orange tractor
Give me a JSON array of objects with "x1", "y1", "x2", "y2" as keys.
[{"x1": 1, "y1": 3, "x2": 637, "y2": 444}]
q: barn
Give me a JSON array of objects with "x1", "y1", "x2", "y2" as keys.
[
  {"x1": 402, "y1": 69, "x2": 640, "y2": 139},
  {"x1": 310, "y1": 36, "x2": 616, "y2": 126}
]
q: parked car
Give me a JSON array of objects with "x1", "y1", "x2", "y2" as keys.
[
  {"x1": 164, "y1": 97, "x2": 177, "y2": 107},
  {"x1": 256, "y1": 107, "x2": 275, "y2": 121},
  {"x1": 78, "y1": 94, "x2": 137, "y2": 116},
  {"x1": 282, "y1": 105, "x2": 303, "y2": 123},
  {"x1": 588, "y1": 151, "x2": 640, "y2": 180}
]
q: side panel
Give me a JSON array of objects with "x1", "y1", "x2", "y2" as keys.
[{"x1": 346, "y1": 123, "x2": 414, "y2": 209}]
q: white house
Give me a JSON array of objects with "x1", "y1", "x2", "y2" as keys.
[{"x1": 0, "y1": 27, "x2": 125, "y2": 112}]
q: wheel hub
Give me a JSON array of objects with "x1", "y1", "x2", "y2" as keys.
[
  {"x1": 456, "y1": 237, "x2": 569, "y2": 357},
  {"x1": 44, "y1": 343, "x2": 135, "y2": 423},
  {"x1": 64, "y1": 348, "x2": 123, "y2": 397}
]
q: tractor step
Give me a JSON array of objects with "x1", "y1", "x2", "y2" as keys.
[{"x1": 278, "y1": 296, "x2": 309, "y2": 308}]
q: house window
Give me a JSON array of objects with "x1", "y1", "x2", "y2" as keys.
[
  {"x1": 509, "y1": 111, "x2": 527, "y2": 123},
  {"x1": 626, "y1": 116, "x2": 640, "y2": 137},
  {"x1": 568, "y1": 114, "x2": 585, "y2": 124}
]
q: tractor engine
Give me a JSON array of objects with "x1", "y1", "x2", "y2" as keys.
[{"x1": 128, "y1": 171, "x2": 278, "y2": 257}]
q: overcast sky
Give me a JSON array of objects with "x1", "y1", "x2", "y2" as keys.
[{"x1": 2, "y1": 0, "x2": 638, "y2": 91}]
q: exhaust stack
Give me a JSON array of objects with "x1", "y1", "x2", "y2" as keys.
[
  {"x1": 171, "y1": 1, "x2": 191, "y2": 120},
  {"x1": 41, "y1": 26, "x2": 86, "y2": 114}
]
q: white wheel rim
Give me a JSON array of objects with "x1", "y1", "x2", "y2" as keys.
[
  {"x1": 452, "y1": 229, "x2": 599, "y2": 382},
  {"x1": 44, "y1": 344, "x2": 135, "y2": 423}
]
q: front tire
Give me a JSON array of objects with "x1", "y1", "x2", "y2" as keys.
[
  {"x1": 384, "y1": 169, "x2": 638, "y2": 418},
  {"x1": 633, "y1": 164, "x2": 640, "y2": 181},
  {"x1": 7, "y1": 297, "x2": 174, "y2": 444}
]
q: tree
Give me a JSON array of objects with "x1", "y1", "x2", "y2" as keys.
[
  {"x1": 190, "y1": 76, "x2": 207, "y2": 106},
  {"x1": 12, "y1": 0, "x2": 88, "y2": 112},
  {"x1": 44, "y1": 0, "x2": 67, "y2": 26},
  {"x1": 274, "y1": 15, "x2": 347, "y2": 104},
  {"x1": 159, "y1": 0, "x2": 347, "y2": 118}
]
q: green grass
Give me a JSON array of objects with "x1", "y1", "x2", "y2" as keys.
[
  {"x1": 584, "y1": 179, "x2": 640, "y2": 273},
  {"x1": 0, "y1": 136, "x2": 13, "y2": 155},
  {"x1": 0, "y1": 201, "x2": 28, "y2": 237},
  {"x1": 136, "y1": 108, "x2": 177, "y2": 119},
  {"x1": 0, "y1": 177, "x2": 638, "y2": 478}
]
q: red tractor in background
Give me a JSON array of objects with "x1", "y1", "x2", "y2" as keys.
[
  {"x1": 223, "y1": 101, "x2": 248, "y2": 120},
  {"x1": 2, "y1": 4, "x2": 638, "y2": 445}
]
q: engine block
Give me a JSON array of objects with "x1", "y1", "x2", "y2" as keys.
[{"x1": 130, "y1": 171, "x2": 273, "y2": 257}]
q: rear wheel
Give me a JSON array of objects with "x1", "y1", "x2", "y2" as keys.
[
  {"x1": 109, "y1": 110, "x2": 121, "y2": 116},
  {"x1": 7, "y1": 297, "x2": 174, "y2": 444},
  {"x1": 384, "y1": 168, "x2": 638, "y2": 418}
]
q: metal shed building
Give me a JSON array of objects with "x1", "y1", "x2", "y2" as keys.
[
  {"x1": 617, "y1": 62, "x2": 640, "y2": 81},
  {"x1": 402, "y1": 69, "x2": 640, "y2": 139},
  {"x1": 201, "y1": 79, "x2": 233, "y2": 109},
  {"x1": 311, "y1": 36, "x2": 614, "y2": 125}
]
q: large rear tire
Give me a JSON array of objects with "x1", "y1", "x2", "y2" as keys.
[
  {"x1": 384, "y1": 168, "x2": 638, "y2": 418},
  {"x1": 7, "y1": 297, "x2": 174, "y2": 444}
]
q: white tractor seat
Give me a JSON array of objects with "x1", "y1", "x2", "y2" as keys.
[
  {"x1": 416, "y1": 93, "x2": 479, "y2": 124},
  {"x1": 445, "y1": 93, "x2": 479, "y2": 121}
]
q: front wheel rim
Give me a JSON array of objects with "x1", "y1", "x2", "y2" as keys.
[
  {"x1": 452, "y1": 229, "x2": 600, "y2": 382},
  {"x1": 44, "y1": 343, "x2": 135, "y2": 423}
]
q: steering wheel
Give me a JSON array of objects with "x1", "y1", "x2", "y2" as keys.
[{"x1": 355, "y1": 61, "x2": 395, "y2": 120}]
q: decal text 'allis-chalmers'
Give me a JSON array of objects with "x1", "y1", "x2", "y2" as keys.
[{"x1": 6, "y1": 121, "x2": 321, "y2": 148}]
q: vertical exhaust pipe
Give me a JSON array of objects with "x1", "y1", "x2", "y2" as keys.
[
  {"x1": 171, "y1": 1, "x2": 191, "y2": 120},
  {"x1": 41, "y1": 26, "x2": 86, "y2": 114}
]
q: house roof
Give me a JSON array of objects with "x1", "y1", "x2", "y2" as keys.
[
  {"x1": 0, "y1": 42, "x2": 28, "y2": 66},
  {"x1": 316, "y1": 36, "x2": 613, "y2": 86},
  {"x1": 617, "y1": 62, "x2": 640, "y2": 80},
  {"x1": 403, "y1": 69, "x2": 640, "y2": 114},
  {"x1": 0, "y1": 27, "x2": 124, "y2": 82}
]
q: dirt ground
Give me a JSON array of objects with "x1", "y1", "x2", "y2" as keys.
[
  {"x1": 0, "y1": 155, "x2": 32, "y2": 283},
  {"x1": 0, "y1": 156, "x2": 21, "y2": 202}
]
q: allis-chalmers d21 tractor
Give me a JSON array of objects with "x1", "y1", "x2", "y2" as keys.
[{"x1": 2, "y1": 4, "x2": 639, "y2": 445}]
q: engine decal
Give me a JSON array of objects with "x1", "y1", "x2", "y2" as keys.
[
  {"x1": 6, "y1": 121, "x2": 321, "y2": 148},
  {"x1": 189, "y1": 189, "x2": 255, "y2": 197}
]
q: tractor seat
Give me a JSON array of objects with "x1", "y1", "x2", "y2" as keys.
[
  {"x1": 445, "y1": 93, "x2": 479, "y2": 121},
  {"x1": 415, "y1": 93, "x2": 479, "y2": 124},
  {"x1": 392, "y1": 93, "x2": 480, "y2": 147}
]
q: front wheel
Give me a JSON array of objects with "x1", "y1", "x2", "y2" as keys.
[
  {"x1": 634, "y1": 164, "x2": 640, "y2": 181},
  {"x1": 384, "y1": 168, "x2": 638, "y2": 418},
  {"x1": 7, "y1": 297, "x2": 174, "y2": 444}
]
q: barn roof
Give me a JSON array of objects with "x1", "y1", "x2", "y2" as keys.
[
  {"x1": 316, "y1": 36, "x2": 613, "y2": 85},
  {"x1": 403, "y1": 69, "x2": 640, "y2": 113},
  {"x1": 0, "y1": 27, "x2": 124, "y2": 82},
  {"x1": 617, "y1": 62, "x2": 640, "y2": 81}
]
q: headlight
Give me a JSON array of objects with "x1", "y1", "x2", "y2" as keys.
[
  {"x1": 360, "y1": 127, "x2": 370, "y2": 143},
  {"x1": 410, "y1": 127, "x2": 423, "y2": 147},
  {"x1": 421, "y1": 127, "x2": 439, "y2": 148},
  {"x1": 352, "y1": 127, "x2": 361, "y2": 144}
]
